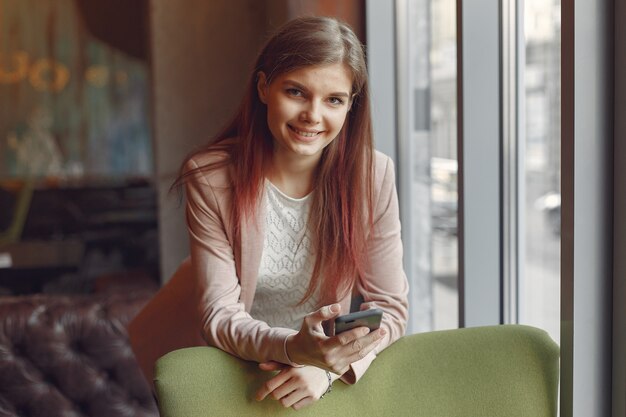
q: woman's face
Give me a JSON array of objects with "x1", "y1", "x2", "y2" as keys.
[{"x1": 257, "y1": 63, "x2": 353, "y2": 166}]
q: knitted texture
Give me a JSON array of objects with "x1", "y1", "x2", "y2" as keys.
[{"x1": 249, "y1": 181, "x2": 318, "y2": 330}]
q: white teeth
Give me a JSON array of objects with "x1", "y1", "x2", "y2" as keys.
[{"x1": 291, "y1": 126, "x2": 319, "y2": 137}]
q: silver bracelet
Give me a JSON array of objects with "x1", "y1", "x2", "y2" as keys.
[{"x1": 320, "y1": 371, "x2": 333, "y2": 399}]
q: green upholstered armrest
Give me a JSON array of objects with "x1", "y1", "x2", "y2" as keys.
[{"x1": 154, "y1": 325, "x2": 559, "y2": 417}]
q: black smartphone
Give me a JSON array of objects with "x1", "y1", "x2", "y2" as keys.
[{"x1": 332, "y1": 308, "x2": 383, "y2": 336}]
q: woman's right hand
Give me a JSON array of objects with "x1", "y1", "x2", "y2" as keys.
[{"x1": 286, "y1": 304, "x2": 386, "y2": 375}]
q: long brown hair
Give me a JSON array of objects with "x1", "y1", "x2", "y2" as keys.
[{"x1": 174, "y1": 16, "x2": 374, "y2": 305}]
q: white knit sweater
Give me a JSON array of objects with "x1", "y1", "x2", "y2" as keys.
[{"x1": 249, "y1": 180, "x2": 319, "y2": 330}]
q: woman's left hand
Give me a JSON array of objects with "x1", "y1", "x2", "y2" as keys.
[{"x1": 255, "y1": 361, "x2": 333, "y2": 410}]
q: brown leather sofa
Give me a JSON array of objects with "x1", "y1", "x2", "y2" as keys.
[{"x1": 0, "y1": 289, "x2": 159, "y2": 417}]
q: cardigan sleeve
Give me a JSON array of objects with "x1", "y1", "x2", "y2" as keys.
[
  {"x1": 184, "y1": 158, "x2": 299, "y2": 366},
  {"x1": 344, "y1": 153, "x2": 410, "y2": 384}
]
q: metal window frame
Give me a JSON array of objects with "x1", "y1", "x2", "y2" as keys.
[
  {"x1": 365, "y1": 0, "x2": 397, "y2": 161},
  {"x1": 613, "y1": 0, "x2": 626, "y2": 414},
  {"x1": 457, "y1": 0, "x2": 503, "y2": 327},
  {"x1": 393, "y1": 0, "x2": 419, "y2": 334},
  {"x1": 501, "y1": 0, "x2": 522, "y2": 326},
  {"x1": 561, "y1": 1, "x2": 614, "y2": 416}
]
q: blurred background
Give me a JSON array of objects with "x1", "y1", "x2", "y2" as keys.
[{"x1": 0, "y1": 0, "x2": 565, "y2": 414}]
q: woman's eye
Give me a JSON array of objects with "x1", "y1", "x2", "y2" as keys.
[
  {"x1": 286, "y1": 88, "x2": 303, "y2": 97},
  {"x1": 329, "y1": 97, "x2": 345, "y2": 106}
]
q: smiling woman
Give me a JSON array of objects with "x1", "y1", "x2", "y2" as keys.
[
  {"x1": 129, "y1": 16, "x2": 409, "y2": 411},
  {"x1": 257, "y1": 63, "x2": 353, "y2": 197}
]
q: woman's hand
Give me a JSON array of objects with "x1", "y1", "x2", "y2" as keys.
[
  {"x1": 255, "y1": 361, "x2": 335, "y2": 410},
  {"x1": 286, "y1": 304, "x2": 386, "y2": 374}
]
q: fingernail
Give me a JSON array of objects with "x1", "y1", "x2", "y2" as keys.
[
  {"x1": 330, "y1": 304, "x2": 340, "y2": 313},
  {"x1": 379, "y1": 328, "x2": 386, "y2": 337}
]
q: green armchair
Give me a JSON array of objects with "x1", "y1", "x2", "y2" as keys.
[{"x1": 153, "y1": 325, "x2": 559, "y2": 417}]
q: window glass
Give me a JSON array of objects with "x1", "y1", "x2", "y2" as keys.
[
  {"x1": 430, "y1": 0, "x2": 458, "y2": 330},
  {"x1": 402, "y1": 0, "x2": 458, "y2": 331},
  {"x1": 519, "y1": 0, "x2": 561, "y2": 343}
]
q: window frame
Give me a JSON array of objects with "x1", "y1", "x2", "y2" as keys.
[
  {"x1": 613, "y1": 0, "x2": 626, "y2": 411},
  {"x1": 457, "y1": 0, "x2": 503, "y2": 327},
  {"x1": 560, "y1": 1, "x2": 614, "y2": 415}
]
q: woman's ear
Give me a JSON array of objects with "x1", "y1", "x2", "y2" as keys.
[{"x1": 257, "y1": 71, "x2": 268, "y2": 104}]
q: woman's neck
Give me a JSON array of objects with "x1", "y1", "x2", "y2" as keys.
[{"x1": 267, "y1": 154, "x2": 318, "y2": 199}]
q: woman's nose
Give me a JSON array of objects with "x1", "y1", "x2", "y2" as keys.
[{"x1": 300, "y1": 101, "x2": 322, "y2": 124}]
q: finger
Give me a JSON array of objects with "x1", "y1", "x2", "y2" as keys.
[
  {"x1": 271, "y1": 379, "x2": 299, "y2": 402},
  {"x1": 256, "y1": 371, "x2": 291, "y2": 401},
  {"x1": 335, "y1": 326, "x2": 385, "y2": 348},
  {"x1": 279, "y1": 388, "x2": 307, "y2": 408},
  {"x1": 357, "y1": 327, "x2": 387, "y2": 347},
  {"x1": 292, "y1": 396, "x2": 315, "y2": 410},
  {"x1": 304, "y1": 304, "x2": 341, "y2": 328},
  {"x1": 341, "y1": 328, "x2": 386, "y2": 363},
  {"x1": 259, "y1": 361, "x2": 285, "y2": 371},
  {"x1": 318, "y1": 328, "x2": 385, "y2": 374},
  {"x1": 329, "y1": 326, "x2": 371, "y2": 348},
  {"x1": 313, "y1": 327, "x2": 372, "y2": 373}
]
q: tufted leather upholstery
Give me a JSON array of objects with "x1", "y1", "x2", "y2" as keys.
[{"x1": 0, "y1": 290, "x2": 159, "y2": 417}]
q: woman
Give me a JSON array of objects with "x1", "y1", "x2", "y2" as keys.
[{"x1": 130, "y1": 16, "x2": 408, "y2": 411}]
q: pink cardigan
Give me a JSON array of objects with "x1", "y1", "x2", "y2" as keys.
[{"x1": 129, "y1": 150, "x2": 408, "y2": 385}]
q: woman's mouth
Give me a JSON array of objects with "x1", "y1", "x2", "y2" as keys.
[{"x1": 288, "y1": 125, "x2": 321, "y2": 138}]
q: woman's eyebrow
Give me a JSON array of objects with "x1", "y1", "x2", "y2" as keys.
[{"x1": 282, "y1": 80, "x2": 350, "y2": 98}]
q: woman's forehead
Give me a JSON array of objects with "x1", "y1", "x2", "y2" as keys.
[{"x1": 273, "y1": 63, "x2": 353, "y2": 93}]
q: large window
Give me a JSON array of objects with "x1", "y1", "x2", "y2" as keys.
[
  {"x1": 373, "y1": 1, "x2": 617, "y2": 413},
  {"x1": 377, "y1": 0, "x2": 560, "y2": 338}
]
